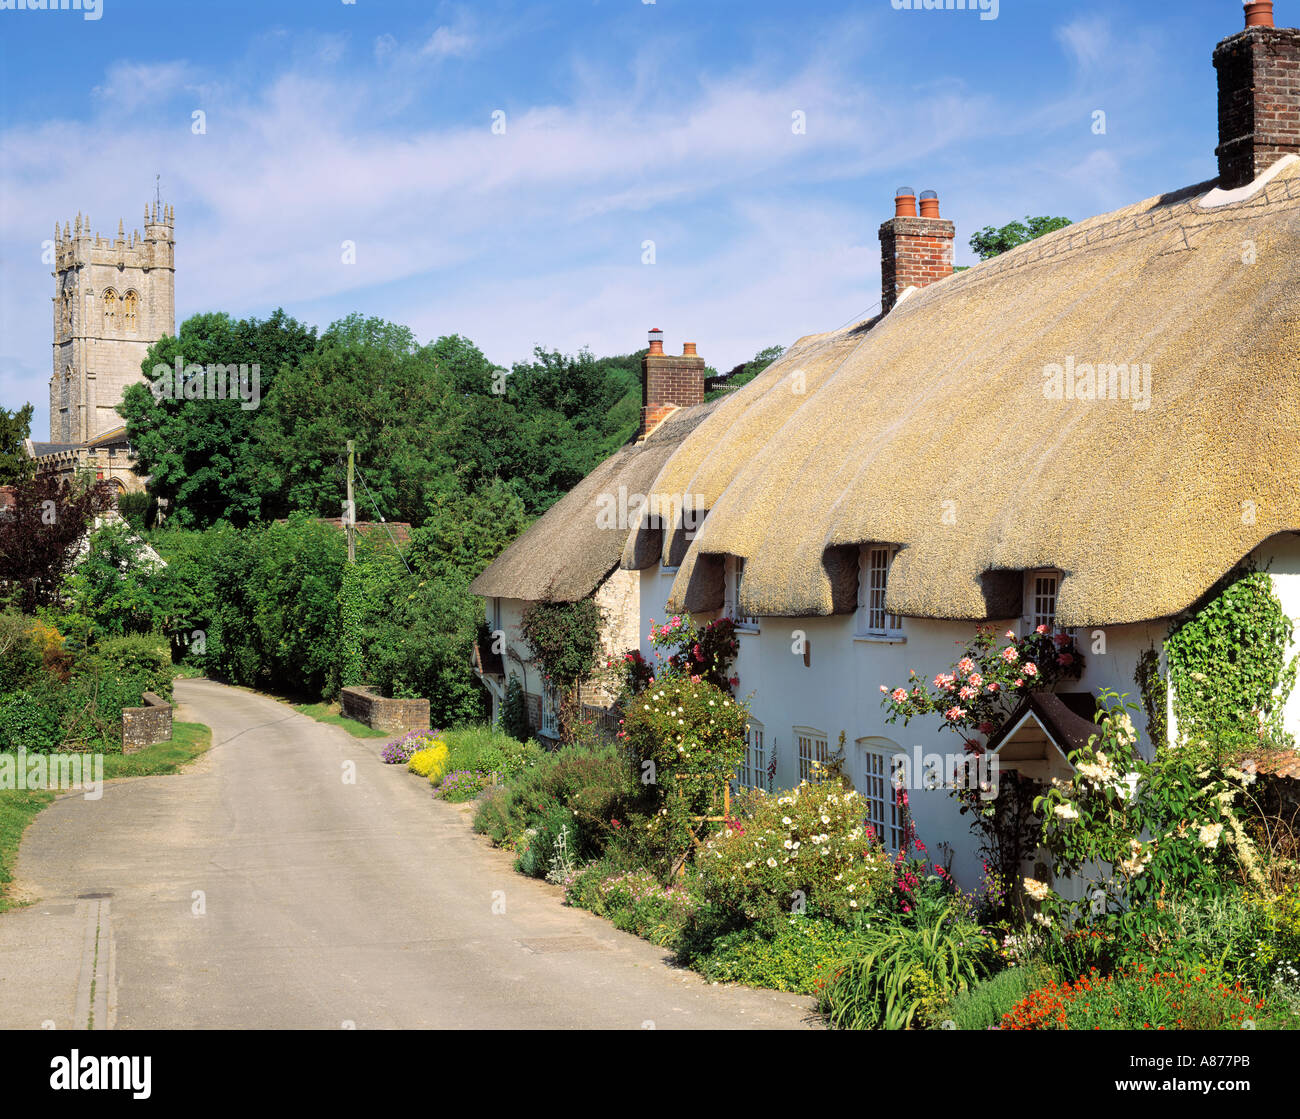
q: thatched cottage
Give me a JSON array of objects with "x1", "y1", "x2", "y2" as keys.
[{"x1": 473, "y1": 4, "x2": 1300, "y2": 886}]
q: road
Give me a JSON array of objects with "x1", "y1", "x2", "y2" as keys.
[{"x1": 0, "y1": 678, "x2": 816, "y2": 1029}]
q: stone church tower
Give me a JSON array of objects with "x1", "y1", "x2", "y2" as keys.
[{"x1": 48, "y1": 202, "x2": 175, "y2": 443}]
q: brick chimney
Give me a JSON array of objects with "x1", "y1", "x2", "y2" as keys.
[
  {"x1": 878, "y1": 188, "x2": 955, "y2": 314},
  {"x1": 1214, "y1": 2, "x2": 1300, "y2": 190},
  {"x1": 640, "y1": 329, "x2": 704, "y2": 440}
]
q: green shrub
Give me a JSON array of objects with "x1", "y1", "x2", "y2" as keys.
[
  {"x1": 472, "y1": 740, "x2": 631, "y2": 859},
  {"x1": 695, "y1": 781, "x2": 894, "y2": 926},
  {"x1": 92, "y1": 634, "x2": 175, "y2": 701},
  {"x1": 441, "y1": 724, "x2": 542, "y2": 782},
  {"x1": 939, "y1": 963, "x2": 1052, "y2": 1030},
  {"x1": 500, "y1": 674, "x2": 531, "y2": 743},
  {"x1": 566, "y1": 861, "x2": 701, "y2": 947},
  {"x1": 692, "y1": 915, "x2": 873, "y2": 995},
  {"x1": 817, "y1": 893, "x2": 997, "y2": 1030},
  {"x1": 0, "y1": 684, "x2": 65, "y2": 752}
]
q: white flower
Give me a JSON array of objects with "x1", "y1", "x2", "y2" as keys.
[
  {"x1": 821, "y1": 815, "x2": 831, "y2": 825},
  {"x1": 1054, "y1": 803, "x2": 1079, "y2": 821},
  {"x1": 1022, "y1": 878, "x2": 1050, "y2": 902},
  {"x1": 766, "y1": 858, "x2": 776, "y2": 868},
  {"x1": 1032, "y1": 912, "x2": 1053, "y2": 928},
  {"x1": 1199, "y1": 822, "x2": 1224, "y2": 848},
  {"x1": 782, "y1": 817, "x2": 792, "y2": 825}
]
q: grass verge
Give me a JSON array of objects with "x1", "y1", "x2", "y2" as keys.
[
  {"x1": 294, "y1": 701, "x2": 390, "y2": 739},
  {"x1": 0, "y1": 721, "x2": 212, "y2": 912}
]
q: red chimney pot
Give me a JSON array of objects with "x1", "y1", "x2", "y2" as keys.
[
  {"x1": 918, "y1": 190, "x2": 941, "y2": 218},
  {"x1": 682, "y1": 342, "x2": 697, "y2": 356},
  {"x1": 894, "y1": 188, "x2": 917, "y2": 218},
  {"x1": 1244, "y1": 2, "x2": 1274, "y2": 28}
]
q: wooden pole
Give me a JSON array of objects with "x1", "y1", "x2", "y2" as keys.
[{"x1": 345, "y1": 439, "x2": 356, "y2": 565}]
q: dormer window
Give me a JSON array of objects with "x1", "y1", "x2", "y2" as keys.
[{"x1": 858, "y1": 545, "x2": 904, "y2": 639}]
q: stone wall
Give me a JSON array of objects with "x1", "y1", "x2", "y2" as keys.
[
  {"x1": 121, "y1": 691, "x2": 172, "y2": 754},
  {"x1": 339, "y1": 686, "x2": 430, "y2": 734}
]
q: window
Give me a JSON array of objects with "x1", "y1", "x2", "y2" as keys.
[
  {"x1": 123, "y1": 291, "x2": 138, "y2": 332},
  {"x1": 541, "y1": 685, "x2": 559, "y2": 738},
  {"x1": 859, "y1": 741, "x2": 905, "y2": 853},
  {"x1": 795, "y1": 726, "x2": 828, "y2": 783},
  {"x1": 726, "y1": 556, "x2": 757, "y2": 628},
  {"x1": 102, "y1": 289, "x2": 117, "y2": 331},
  {"x1": 1027, "y1": 570, "x2": 1060, "y2": 632},
  {"x1": 858, "y1": 545, "x2": 904, "y2": 637},
  {"x1": 491, "y1": 596, "x2": 502, "y2": 634},
  {"x1": 738, "y1": 720, "x2": 767, "y2": 791}
]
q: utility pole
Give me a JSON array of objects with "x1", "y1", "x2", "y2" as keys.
[{"x1": 345, "y1": 439, "x2": 356, "y2": 564}]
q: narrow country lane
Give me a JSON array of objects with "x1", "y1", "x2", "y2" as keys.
[{"x1": 0, "y1": 679, "x2": 817, "y2": 1030}]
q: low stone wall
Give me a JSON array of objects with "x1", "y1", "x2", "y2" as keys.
[
  {"x1": 339, "y1": 686, "x2": 430, "y2": 734},
  {"x1": 121, "y1": 692, "x2": 173, "y2": 754}
]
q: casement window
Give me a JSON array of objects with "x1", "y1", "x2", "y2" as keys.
[
  {"x1": 491, "y1": 597, "x2": 502, "y2": 634},
  {"x1": 859, "y1": 742, "x2": 905, "y2": 853},
  {"x1": 795, "y1": 726, "x2": 828, "y2": 783},
  {"x1": 1026, "y1": 570, "x2": 1061, "y2": 633},
  {"x1": 858, "y1": 545, "x2": 904, "y2": 637},
  {"x1": 738, "y1": 720, "x2": 768, "y2": 791},
  {"x1": 726, "y1": 556, "x2": 758, "y2": 629}
]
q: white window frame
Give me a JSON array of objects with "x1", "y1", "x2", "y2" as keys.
[
  {"x1": 794, "y1": 726, "x2": 828, "y2": 784},
  {"x1": 857, "y1": 545, "x2": 905, "y2": 639},
  {"x1": 540, "y1": 684, "x2": 559, "y2": 738},
  {"x1": 1025, "y1": 569, "x2": 1064, "y2": 634},
  {"x1": 858, "y1": 740, "x2": 905, "y2": 853},
  {"x1": 725, "y1": 556, "x2": 758, "y2": 630},
  {"x1": 491, "y1": 596, "x2": 502, "y2": 634},
  {"x1": 738, "y1": 719, "x2": 768, "y2": 791}
]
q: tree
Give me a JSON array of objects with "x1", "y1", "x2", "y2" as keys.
[
  {"x1": 705, "y1": 345, "x2": 785, "y2": 401},
  {"x1": 0, "y1": 475, "x2": 114, "y2": 612},
  {"x1": 0, "y1": 404, "x2": 35, "y2": 486},
  {"x1": 969, "y1": 216, "x2": 1072, "y2": 261},
  {"x1": 63, "y1": 520, "x2": 165, "y2": 638},
  {"x1": 120, "y1": 309, "x2": 318, "y2": 527}
]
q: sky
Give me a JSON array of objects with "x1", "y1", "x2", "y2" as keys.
[{"x1": 0, "y1": 0, "x2": 1257, "y2": 440}]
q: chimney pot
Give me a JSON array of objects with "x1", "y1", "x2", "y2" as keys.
[
  {"x1": 648, "y1": 327, "x2": 664, "y2": 355},
  {"x1": 918, "y1": 189, "x2": 941, "y2": 218},
  {"x1": 682, "y1": 342, "x2": 697, "y2": 356},
  {"x1": 894, "y1": 187, "x2": 917, "y2": 218},
  {"x1": 1244, "y1": 2, "x2": 1274, "y2": 28}
]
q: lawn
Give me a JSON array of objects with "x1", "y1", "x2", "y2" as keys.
[
  {"x1": 0, "y1": 721, "x2": 212, "y2": 912},
  {"x1": 294, "y1": 701, "x2": 391, "y2": 739}
]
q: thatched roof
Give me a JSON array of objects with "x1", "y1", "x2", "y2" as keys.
[
  {"x1": 632, "y1": 158, "x2": 1300, "y2": 625},
  {"x1": 469, "y1": 400, "x2": 720, "y2": 602}
]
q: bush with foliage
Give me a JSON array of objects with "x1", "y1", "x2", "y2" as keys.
[
  {"x1": 517, "y1": 597, "x2": 605, "y2": 741},
  {"x1": 692, "y1": 915, "x2": 875, "y2": 996},
  {"x1": 499, "y1": 673, "x2": 532, "y2": 742},
  {"x1": 566, "y1": 862, "x2": 702, "y2": 947},
  {"x1": 939, "y1": 961, "x2": 1055, "y2": 1030},
  {"x1": 621, "y1": 675, "x2": 747, "y2": 870},
  {"x1": 408, "y1": 742, "x2": 450, "y2": 782},
  {"x1": 63, "y1": 521, "x2": 165, "y2": 638},
  {"x1": 381, "y1": 729, "x2": 442, "y2": 765},
  {"x1": 695, "y1": 781, "x2": 894, "y2": 926},
  {"x1": 816, "y1": 891, "x2": 997, "y2": 1030}
]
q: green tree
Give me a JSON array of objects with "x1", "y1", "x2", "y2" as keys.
[
  {"x1": 0, "y1": 403, "x2": 35, "y2": 485},
  {"x1": 63, "y1": 520, "x2": 166, "y2": 639},
  {"x1": 705, "y1": 345, "x2": 785, "y2": 401},
  {"x1": 120, "y1": 309, "x2": 317, "y2": 527},
  {"x1": 969, "y1": 215, "x2": 1072, "y2": 261}
]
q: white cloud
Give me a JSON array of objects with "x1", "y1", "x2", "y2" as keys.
[{"x1": 422, "y1": 26, "x2": 474, "y2": 61}]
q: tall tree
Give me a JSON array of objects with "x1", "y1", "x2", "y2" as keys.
[
  {"x1": 120, "y1": 309, "x2": 318, "y2": 527},
  {"x1": 0, "y1": 403, "x2": 35, "y2": 486}
]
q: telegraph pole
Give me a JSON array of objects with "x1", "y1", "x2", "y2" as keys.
[{"x1": 345, "y1": 439, "x2": 356, "y2": 564}]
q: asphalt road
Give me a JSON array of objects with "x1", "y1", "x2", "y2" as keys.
[{"x1": 0, "y1": 678, "x2": 816, "y2": 1029}]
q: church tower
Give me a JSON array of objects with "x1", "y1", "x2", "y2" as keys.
[{"x1": 48, "y1": 201, "x2": 175, "y2": 443}]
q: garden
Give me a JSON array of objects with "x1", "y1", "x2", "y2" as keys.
[{"x1": 376, "y1": 573, "x2": 1300, "y2": 1031}]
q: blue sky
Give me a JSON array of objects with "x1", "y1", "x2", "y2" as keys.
[{"x1": 0, "y1": 0, "x2": 1256, "y2": 439}]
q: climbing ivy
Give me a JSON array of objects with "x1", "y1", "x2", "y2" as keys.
[
  {"x1": 1165, "y1": 566, "x2": 1297, "y2": 756},
  {"x1": 1134, "y1": 647, "x2": 1167, "y2": 750}
]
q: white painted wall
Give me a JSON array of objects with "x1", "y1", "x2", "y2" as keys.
[{"x1": 634, "y1": 544, "x2": 1300, "y2": 892}]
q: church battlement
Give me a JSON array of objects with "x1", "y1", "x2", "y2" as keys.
[{"x1": 49, "y1": 197, "x2": 175, "y2": 444}]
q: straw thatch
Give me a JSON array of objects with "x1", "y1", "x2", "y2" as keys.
[
  {"x1": 636, "y1": 160, "x2": 1300, "y2": 625},
  {"x1": 469, "y1": 400, "x2": 720, "y2": 602}
]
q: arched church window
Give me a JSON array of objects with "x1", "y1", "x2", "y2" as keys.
[
  {"x1": 123, "y1": 291, "x2": 138, "y2": 332},
  {"x1": 103, "y1": 289, "x2": 118, "y2": 331}
]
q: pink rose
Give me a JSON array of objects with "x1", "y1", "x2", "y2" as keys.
[
  {"x1": 1001, "y1": 646, "x2": 1019, "y2": 663},
  {"x1": 1023, "y1": 662, "x2": 1039, "y2": 677},
  {"x1": 1035, "y1": 624, "x2": 1049, "y2": 635},
  {"x1": 891, "y1": 688, "x2": 908, "y2": 703}
]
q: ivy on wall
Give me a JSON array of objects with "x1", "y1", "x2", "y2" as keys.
[
  {"x1": 1134, "y1": 647, "x2": 1167, "y2": 750},
  {"x1": 1165, "y1": 566, "x2": 1297, "y2": 756}
]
